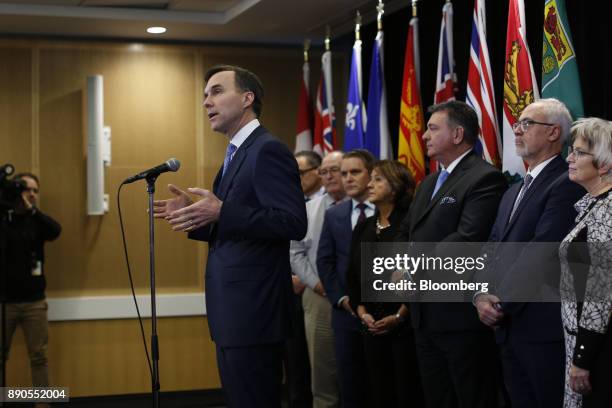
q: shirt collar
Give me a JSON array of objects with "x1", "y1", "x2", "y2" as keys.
[
  {"x1": 442, "y1": 148, "x2": 472, "y2": 174},
  {"x1": 351, "y1": 199, "x2": 374, "y2": 211},
  {"x1": 229, "y1": 119, "x2": 260, "y2": 149},
  {"x1": 306, "y1": 186, "x2": 326, "y2": 201},
  {"x1": 526, "y1": 155, "x2": 557, "y2": 180}
]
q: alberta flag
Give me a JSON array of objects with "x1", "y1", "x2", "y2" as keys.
[
  {"x1": 344, "y1": 37, "x2": 366, "y2": 151},
  {"x1": 365, "y1": 30, "x2": 392, "y2": 159},
  {"x1": 541, "y1": 0, "x2": 584, "y2": 120}
]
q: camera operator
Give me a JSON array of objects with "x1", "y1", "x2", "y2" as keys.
[{"x1": 1, "y1": 172, "x2": 61, "y2": 397}]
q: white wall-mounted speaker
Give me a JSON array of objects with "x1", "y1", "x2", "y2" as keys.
[{"x1": 87, "y1": 75, "x2": 110, "y2": 215}]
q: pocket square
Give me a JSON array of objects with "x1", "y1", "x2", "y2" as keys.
[{"x1": 439, "y1": 196, "x2": 456, "y2": 205}]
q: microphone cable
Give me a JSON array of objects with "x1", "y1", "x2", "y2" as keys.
[{"x1": 117, "y1": 181, "x2": 153, "y2": 379}]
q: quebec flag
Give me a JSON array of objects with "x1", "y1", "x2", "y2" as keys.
[{"x1": 344, "y1": 38, "x2": 366, "y2": 151}]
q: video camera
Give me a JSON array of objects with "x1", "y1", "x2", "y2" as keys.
[{"x1": 0, "y1": 164, "x2": 27, "y2": 209}]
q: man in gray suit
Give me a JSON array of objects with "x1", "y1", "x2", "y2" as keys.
[{"x1": 290, "y1": 151, "x2": 345, "y2": 408}]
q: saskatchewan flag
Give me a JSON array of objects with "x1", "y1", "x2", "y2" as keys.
[{"x1": 541, "y1": 0, "x2": 584, "y2": 119}]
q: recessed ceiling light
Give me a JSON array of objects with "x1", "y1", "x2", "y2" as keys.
[{"x1": 147, "y1": 27, "x2": 166, "y2": 34}]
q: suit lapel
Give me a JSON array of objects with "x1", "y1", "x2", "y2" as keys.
[
  {"x1": 501, "y1": 155, "x2": 564, "y2": 237},
  {"x1": 341, "y1": 200, "x2": 353, "y2": 234},
  {"x1": 499, "y1": 183, "x2": 522, "y2": 234},
  {"x1": 212, "y1": 168, "x2": 223, "y2": 195},
  {"x1": 414, "y1": 153, "x2": 475, "y2": 227},
  {"x1": 216, "y1": 126, "x2": 264, "y2": 200}
]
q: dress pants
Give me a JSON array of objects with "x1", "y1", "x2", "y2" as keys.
[
  {"x1": 302, "y1": 287, "x2": 339, "y2": 408},
  {"x1": 363, "y1": 326, "x2": 424, "y2": 408},
  {"x1": 216, "y1": 342, "x2": 284, "y2": 408},
  {"x1": 501, "y1": 338, "x2": 565, "y2": 408},
  {"x1": 285, "y1": 293, "x2": 312, "y2": 408},
  {"x1": 0, "y1": 300, "x2": 49, "y2": 387},
  {"x1": 332, "y1": 308, "x2": 368, "y2": 408},
  {"x1": 415, "y1": 329, "x2": 499, "y2": 408}
]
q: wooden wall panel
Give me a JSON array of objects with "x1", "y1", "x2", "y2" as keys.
[
  {"x1": 1, "y1": 39, "x2": 348, "y2": 397},
  {"x1": 37, "y1": 46, "x2": 201, "y2": 296},
  {"x1": 0, "y1": 46, "x2": 32, "y2": 175},
  {"x1": 7, "y1": 316, "x2": 220, "y2": 396}
]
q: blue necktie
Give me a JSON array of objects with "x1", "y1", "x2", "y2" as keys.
[
  {"x1": 222, "y1": 143, "x2": 237, "y2": 178},
  {"x1": 431, "y1": 170, "x2": 449, "y2": 200}
]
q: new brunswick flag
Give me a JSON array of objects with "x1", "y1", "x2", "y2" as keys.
[
  {"x1": 541, "y1": 0, "x2": 584, "y2": 120},
  {"x1": 398, "y1": 16, "x2": 425, "y2": 184}
]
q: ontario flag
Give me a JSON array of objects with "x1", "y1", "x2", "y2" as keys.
[
  {"x1": 431, "y1": 0, "x2": 457, "y2": 172},
  {"x1": 294, "y1": 60, "x2": 313, "y2": 152},
  {"x1": 466, "y1": 0, "x2": 501, "y2": 168},
  {"x1": 313, "y1": 50, "x2": 337, "y2": 156},
  {"x1": 502, "y1": 0, "x2": 539, "y2": 178},
  {"x1": 365, "y1": 30, "x2": 392, "y2": 159},
  {"x1": 398, "y1": 15, "x2": 426, "y2": 184}
]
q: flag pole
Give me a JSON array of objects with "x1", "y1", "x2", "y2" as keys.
[
  {"x1": 412, "y1": 0, "x2": 418, "y2": 18},
  {"x1": 325, "y1": 26, "x2": 331, "y2": 51},
  {"x1": 355, "y1": 10, "x2": 361, "y2": 41},
  {"x1": 303, "y1": 39, "x2": 310, "y2": 63},
  {"x1": 377, "y1": 0, "x2": 384, "y2": 31}
]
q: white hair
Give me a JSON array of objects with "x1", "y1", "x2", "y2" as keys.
[{"x1": 530, "y1": 98, "x2": 573, "y2": 143}]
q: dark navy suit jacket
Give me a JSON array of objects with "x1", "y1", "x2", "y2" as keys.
[
  {"x1": 399, "y1": 151, "x2": 508, "y2": 332},
  {"x1": 317, "y1": 200, "x2": 361, "y2": 331},
  {"x1": 188, "y1": 126, "x2": 307, "y2": 347},
  {"x1": 483, "y1": 154, "x2": 585, "y2": 343}
]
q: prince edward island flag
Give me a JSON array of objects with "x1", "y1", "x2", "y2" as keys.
[{"x1": 541, "y1": 0, "x2": 584, "y2": 119}]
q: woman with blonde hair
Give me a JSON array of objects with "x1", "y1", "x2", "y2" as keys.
[{"x1": 560, "y1": 117, "x2": 612, "y2": 408}]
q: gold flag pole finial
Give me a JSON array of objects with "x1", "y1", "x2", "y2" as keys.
[
  {"x1": 355, "y1": 10, "x2": 362, "y2": 41},
  {"x1": 325, "y1": 26, "x2": 331, "y2": 51},
  {"x1": 376, "y1": 1, "x2": 384, "y2": 31},
  {"x1": 412, "y1": 0, "x2": 418, "y2": 18},
  {"x1": 303, "y1": 39, "x2": 310, "y2": 63}
]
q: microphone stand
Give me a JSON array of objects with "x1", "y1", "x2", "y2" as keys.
[{"x1": 146, "y1": 175, "x2": 160, "y2": 408}]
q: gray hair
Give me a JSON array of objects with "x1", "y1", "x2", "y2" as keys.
[
  {"x1": 571, "y1": 117, "x2": 612, "y2": 182},
  {"x1": 530, "y1": 98, "x2": 573, "y2": 143}
]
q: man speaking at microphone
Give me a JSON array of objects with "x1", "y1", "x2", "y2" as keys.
[{"x1": 153, "y1": 65, "x2": 307, "y2": 407}]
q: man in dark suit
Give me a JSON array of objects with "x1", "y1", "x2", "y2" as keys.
[
  {"x1": 474, "y1": 98, "x2": 585, "y2": 408},
  {"x1": 317, "y1": 149, "x2": 375, "y2": 408},
  {"x1": 398, "y1": 101, "x2": 507, "y2": 408},
  {"x1": 153, "y1": 65, "x2": 307, "y2": 408}
]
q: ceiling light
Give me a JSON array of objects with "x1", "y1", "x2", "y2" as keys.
[{"x1": 147, "y1": 27, "x2": 166, "y2": 34}]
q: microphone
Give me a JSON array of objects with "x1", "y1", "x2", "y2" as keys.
[{"x1": 123, "y1": 158, "x2": 180, "y2": 184}]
